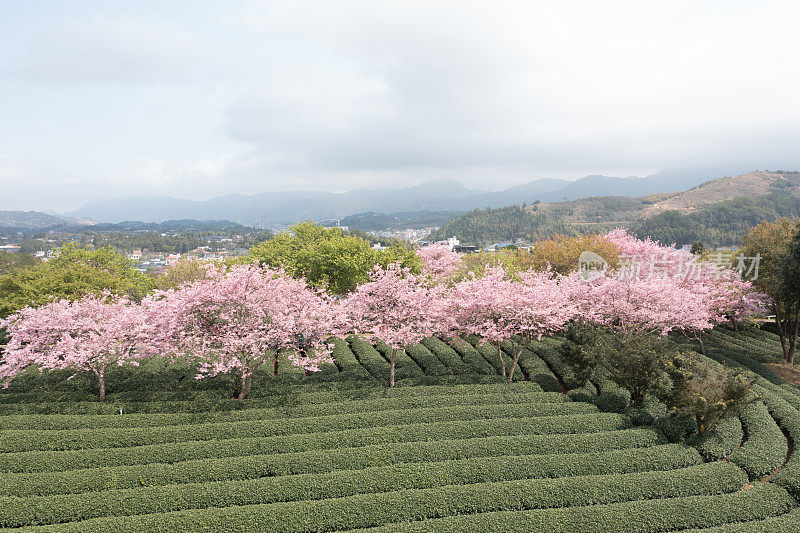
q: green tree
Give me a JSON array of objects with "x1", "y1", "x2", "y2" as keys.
[
  {"x1": 558, "y1": 322, "x2": 603, "y2": 386},
  {"x1": 739, "y1": 218, "x2": 800, "y2": 362},
  {"x1": 596, "y1": 333, "x2": 677, "y2": 405},
  {"x1": 0, "y1": 244, "x2": 153, "y2": 318},
  {"x1": 780, "y1": 224, "x2": 800, "y2": 362},
  {"x1": 0, "y1": 252, "x2": 39, "y2": 276},
  {"x1": 248, "y1": 221, "x2": 420, "y2": 295},
  {"x1": 661, "y1": 352, "x2": 754, "y2": 435}
]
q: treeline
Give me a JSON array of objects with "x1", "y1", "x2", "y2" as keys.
[
  {"x1": 429, "y1": 206, "x2": 573, "y2": 246},
  {"x1": 633, "y1": 194, "x2": 800, "y2": 247}
]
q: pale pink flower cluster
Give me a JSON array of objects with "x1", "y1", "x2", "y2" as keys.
[{"x1": 418, "y1": 244, "x2": 462, "y2": 284}]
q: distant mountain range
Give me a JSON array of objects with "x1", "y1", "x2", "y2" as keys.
[
  {"x1": 431, "y1": 170, "x2": 800, "y2": 247},
  {"x1": 63, "y1": 166, "x2": 745, "y2": 226}
]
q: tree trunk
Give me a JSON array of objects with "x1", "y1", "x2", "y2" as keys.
[
  {"x1": 507, "y1": 339, "x2": 531, "y2": 382},
  {"x1": 272, "y1": 352, "x2": 279, "y2": 376},
  {"x1": 389, "y1": 348, "x2": 397, "y2": 388},
  {"x1": 238, "y1": 372, "x2": 252, "y2": 400},
  {"x1": 696, "y1": 332, "x2": 706, "y2": 356},
  {"x1": 776, "y1": 306, "x2": 792, "y2": 363},
  {"x1": 496, "y1": 343, "x2": 506, "y2": 377},
  {"x1": 730, "y1": 319, "x2": 739, "y2": 333},
  {"x1": 97, "y1": 371, "x2": 106, "y2": 402}
]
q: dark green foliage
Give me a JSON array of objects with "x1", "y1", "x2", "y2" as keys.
[
  {"x1": 0, "y1": 445, "x2": 705, "y2": 526},
  {"x1": 363, "y1": 484, "x2": 792, "y2": 533},
  {"x1": 559, "y1": 323, "x2": 603, "y2": 386},
  {"x1": 661, "y1": 352, "x2": 755, "y2": 435},
  {"x1": 596, "y1": 333, "x2": 676, "y2": 405},
  {"x1": 0, "y1": 326, "x2": 797, "y2": 531},
  {"x1": 690, "y1": 416, "x2": 744, "y2": 461},
  {"x1": 0, "y1": 428, "x2": 665, "y2": 497},
  {"x1": 22, "y1": 469, "x2": 785, "y2": 533}
]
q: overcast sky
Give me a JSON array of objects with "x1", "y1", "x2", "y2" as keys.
[{"x1": 2, "y1": 0, "x2": 800, "y2": 212}]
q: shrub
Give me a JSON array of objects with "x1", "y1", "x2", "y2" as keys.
[
  {"x1": 595, "y1": 333, "x2": 676, "y2": 406},
  {"x1": 661, "y1": 352, "x2": 755, "y2": 435},
  {"x1": 363, "y1": 483, "x2": 792, "y2": 533},
  {"x1": 689, "y1": 416, "x2": 744, "y2": 461}
]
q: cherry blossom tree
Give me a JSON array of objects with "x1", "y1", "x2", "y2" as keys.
[
  {"x1": 0, "y1": 293, "x2": 153, "y2": 401},
  {"x1": 343, "y1": 263, "x2": 447, "y2": 387},
  {"x1": 449, "y1": 265, "x2": 578, "y2": 381},
  {"x1": 602, "y1": 229, "x2": 766, "y2": 353},
  {"x1": 418, "y1": 244, "x2": 462, "y2": 285},
  {"x1": 147, "y1": 263, "x2": 335, "y2": 399},
  {"x1": 449, "y1": 265, "x2": 516, "y2": 377}
]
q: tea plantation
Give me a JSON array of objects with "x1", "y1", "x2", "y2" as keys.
[{"x1": 2, "y1": 328, "x2": 800, "y2": 531}]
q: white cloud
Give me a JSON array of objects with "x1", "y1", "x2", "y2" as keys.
[{"x1": 6, "y1": 15, "x2": 200, "y2": 84}]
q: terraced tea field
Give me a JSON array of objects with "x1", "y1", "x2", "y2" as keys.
[{"x1": 2, "y1": 329, "x2": 800, "y2": 531}]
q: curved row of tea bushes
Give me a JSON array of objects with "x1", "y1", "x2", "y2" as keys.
[
  {"x1": 330, "y1": 338, "x2": 373, "y2": 378},
  {"x1": 591, "y1": 366, "x2": 631, "y2": 413},
  {"x1": 415, "y1": 338, "x2": 471, "y2": 374},
  {"x1": 690, "y1": 417, "x2": 744, "y2": 462},
  {"x1": 0, "y1": 402, "x2": 600, "y2": 453},
  {"x1": 728, "y1": 401, "x2": 788, "y2": 479},
  {"x1": 0, "y1": 391, "x2": 571, "y2": 431},
  {"x1": 358, "y1": 483, "x2": 793, "y2": 533},
  {"x1": 530, "y1": 339, "x2": 581, "y2": 390},
  {"x1": 0, "y1": 445, "x2": 706, "y2": 527},
  {"x1": 444, "y1": 337, "x2": 498, "y2": 374},
  {"x1": 683, "y1": 507, "x2": 800, "y2": 532},
  {"x1": 466, "y1": 337, "x2": 526, "y2": 381},
  {"x1": 421, "y1": 338, "x2": 475, "y2": 374},
  {"x1": 502, "y1": 343, "x2": 562, "y2": 392},
  {"x1": 347, "y1": 336, "x2": 393, "y2": 380},
  {"x1": 372, "y1": 340, "x2": 426, "y2": 378},
  {"x1": 13, "y1": 462, "x2": 754, "y2": 532},
  {"x1": 752, "y1": 384, "x2": 800, "y2": 498},
  {"x1": 403, "y1": 343, "x2": 449, "y2": 376},
  {"x1": 0, "y1": 413, "x2": 633, "y2": 471},
  {"x1": 706, "y1": 330, "x2": 782, "y2": 365},
  {"x1": 0, "y1": 381, "x2": 548, "y2": 416},
  {"x1": 0, "y1": 427, "x2": 668, "y2": 496}
]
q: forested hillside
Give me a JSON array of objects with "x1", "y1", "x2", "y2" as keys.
[
  {"x1": 434, "y1": 172, "x2": 800, "y2": 247},
  {"x1": 633, "y1": 194, "x2": 800, "y2": 246},
  {"x1": 428, "y1": 206, "x2": 573, "y2": 246}
]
